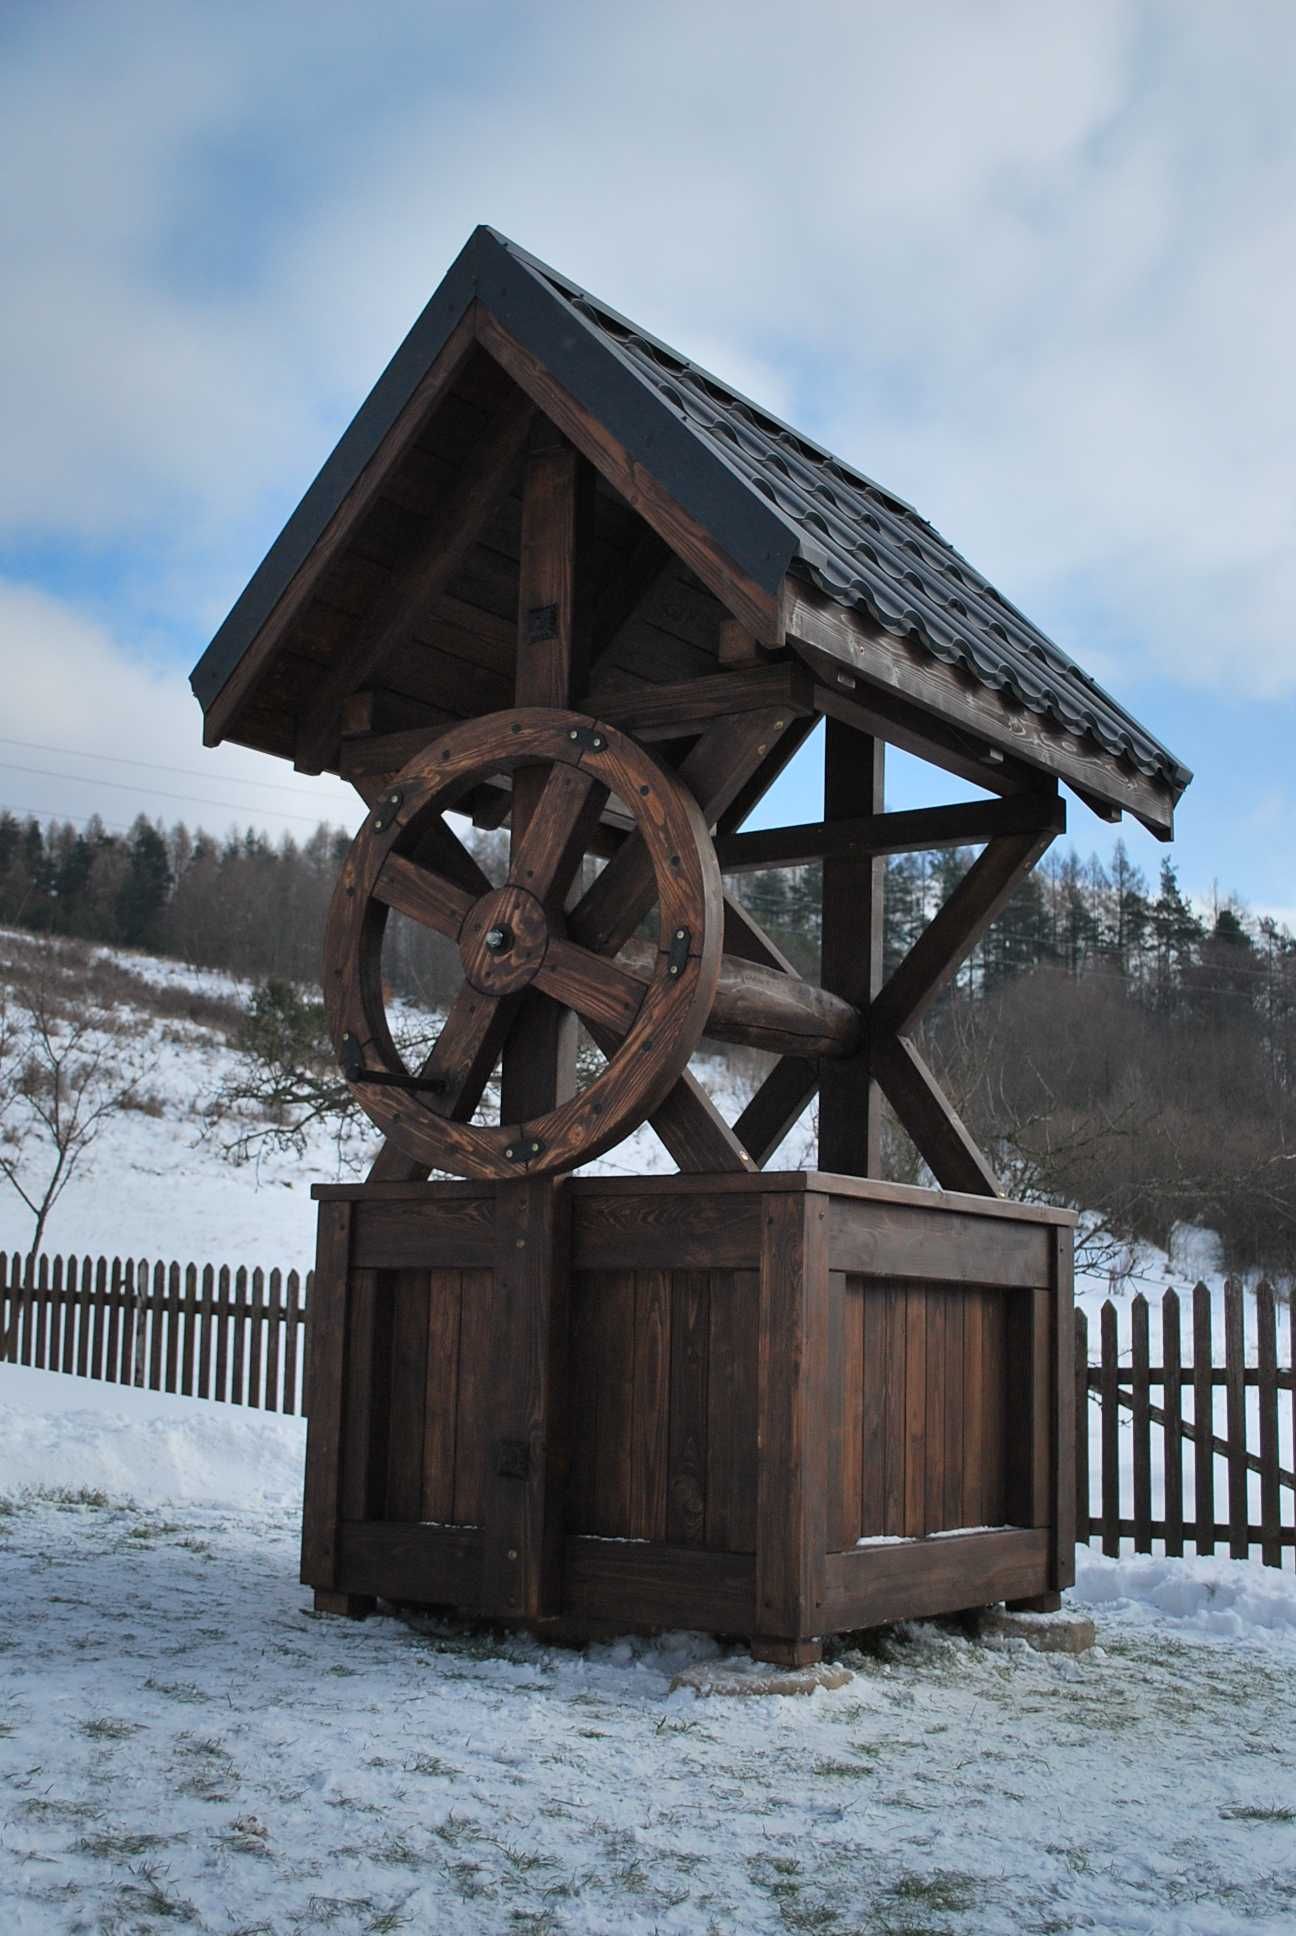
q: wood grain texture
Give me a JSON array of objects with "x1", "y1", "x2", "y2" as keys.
[
  {"x1": 818, "y1": 720, "x2": 884, "y2": 1175},
  {"x1": 755, "y1": 1193, "x2": 829, "y2": 1638},
  {"x1": 300, "y1": 1201, "x2": 352, "y2": 1590}
]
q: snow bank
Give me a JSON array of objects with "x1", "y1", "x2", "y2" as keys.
[
  {"x1": 0, "y1": 1364, "x2": 304, "y2": 1510},
  {"x1": 1074, "y1": 1545, "x2": 1296, "y2": 1640}
]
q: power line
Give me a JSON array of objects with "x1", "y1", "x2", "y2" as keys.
[
  {"x1": 0, "y1": 760, "x2": 350, "y2": 827},
  {"x1": 0, "y1": 735, "x2": 347, "y2": 801}
]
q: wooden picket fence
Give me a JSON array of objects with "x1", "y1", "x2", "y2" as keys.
[
  {"x1": 1078, "y1": 1279, "x2": 1295, "y2": 1569},
  {"x1": 3, "y1": 1250, "x2": 1294, "y2": 1570},
  {"x1": 0, "y1": 1250, "x2": 311, "y2": 1414}
]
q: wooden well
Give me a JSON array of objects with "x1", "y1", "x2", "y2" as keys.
[{"x1": 303, "y1": 1173, "x2": 1075, "y2": 1660}]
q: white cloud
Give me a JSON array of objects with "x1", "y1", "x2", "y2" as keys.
[
  {"x1": 0, "y1": 0, "x2": 1294, "y2": 706},
  {"x1": 0, "y1": 581, "x2": 360, "y2": 841}
]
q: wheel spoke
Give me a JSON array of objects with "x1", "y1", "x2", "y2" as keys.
[
  {"x1": 413, "y1": 814, "x2": 494, "y2": 898},
  {"x1": 410, "y1": 983, "x2": 518, "y2": 1121},
  {"x1": 373, "y1": 852, "x2": 474, "y2": 940},
  {"x1": 508, "y1": 763, "x2": 608, "y2": 907},
  {"x1": 534, "y1": 937, "x2": 647, "y2": 1035}
]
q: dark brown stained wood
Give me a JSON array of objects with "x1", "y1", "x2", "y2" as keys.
[
  {"x1": 1100, "y1": 1297, "x2": 1120, "y2": 1557},
  {"x1": 566, "y1": 1271, "x2": 598, "y2": 1532},
  {"x1": 264, "y1": 1268, "x2": 282, "y2": 1410},
  {"x1": 105, "y1": 1256, "x2": 123, "y2": 1382},
  {"x1": 629, "y1": 1270, "x2": 672, "y2": 1541},
  {"x1": 1006, "y1": 1287, "x2": 1051, "y2": 1529},
  {"x1": 285, "y1": 1270, "x2": 304, "y2": 1415},
  {"x1": 923, "y1": 1289, "x2": 947, "y2": 1533},
  {"x1": 715, "y1": 792, "x2": 1068, "y2": 873},
  {"x1": 339, "y1": 1268, "x2": 392, "y2": 1523},
  {"x1": 337, "y1": 1521, "x2": 483, "y2": 1610},
  {"x1": 718, "y1": 618, "x2": 764, "y2": 667},
  {"x1": 585, "y1": 523, "x2": 675, "y2": 682},
  {"x1": 873, "y1": 828, "x2": 1059, "y2": 1039},
  {"x1": 720, "y1": 894, "x2": 800, "y2": 977},
  {"x1": 149, "y1": 1261, "x2": 166, "y2": 1395},
  {"x1": 961, "y1": 1290, "x2": 986, "y2": 1530},
  {"x1": 1051, "y1": 1229, "x2": 1077, "y2": 1589},
  {"x1": 715, "y1": 713, "x2": 818, "y2": 842},
  {"x1": 668, "y1": 1270, "x2": 710, "y2": 1546},
  {"x1": 230, "y1": 1266, "x2": 248, "y2": 1406},
  {"x1": 204, "y1": 309, "x2": 479, "y2": 746},
  {"x1": 613, "y1": 938, "x2": 859, "y2": 1060},
  {"x1": 623, "y1": 1064, "x2": 754, "y2": 1177},
  {"x1": 1074, "y1": 1306, "x2": 1090, "y2": 1551},
  {"x1": 562, "y1": 1538, "x2": 755, "y2": 1629},
  {"x1": 385, "y1": 1269, "x2": 430, "y2": 1521},
  {"x1": 829, "y1": 1274, "x2": 864, "y2": 1551},
  {"x1": 295, "y1": 383, "x2": 535, "y2": 772},
  {"x1": 1131, "y1": 1294, "x2": 1151, "y2": 1551},
  {"x1": 828, "y1": 1195, "x2": 1047, "y2": 1289},
  {"x1": 942, "y1": 1290, "x2": 965, "y2": 1530},
  {"x1": 820, "y1": 1528, "x2": 1050, "y2": 1631},
  {"x1": 477, "y1": 308, "x2": 784, "y2": 645},
  {"x1": 246, "y1": 1267, "x2": 264, "y2": 1409},
  {"x1": 593, "y1": 663, "x2": 813, "y2": 741},
  {"x1": 809, "y1": 658, "x2": 1025, "y2": 799},
  {"x1": 181, "y1": 1264, "x2": 198, "y2": 1400},
  {"x1": 875, "y1": 1035, "x2": 1003, "y2": 1197},
  {"x1": 856, "y1": 1285, "x2": 885, "y2": 1541},
  {"x1": 574, "y1": 1190, "x2": 763, "y2": 1271},
  {"x1": 787, "y1": 583, "x2": 1177, "y2": 837},
  {"x1": 756, "y1": 1193, "x2": 829, "y2": 1637},
  {"x1": 1256, "y1": 1283, "x2": 1281, "y2": 1568},
  {"x1": 706, "y1": 1269, "x2": 759, "y2": 1552},
  {"x1": 734, "y1": 1056, "x2": 819, "y2": 1168},
  {"x1": 881, "y1": 1284, "x2": 908, "y2": 1535},
  {"x1": 353, "y1": 1193, "x2": 496, "y2": 1269},
  {"x1": 479, "y1": 1178, "x2": 571, "y2": 1619},
  {"x1": 90, "y1": 1254, "x2": 108, "y2": 1382},
  {"x1": 819, "y1": 720, "x2": 884, "y2": 1175},
  {"x1": 1224, "y1": 1279, "x2": 1247, "y2": 1559},
  {"x1": 984, "y1": 1291, "x2": 1010, "y2": 1525},
  {"x1": 213, "y1": 1264, "x2": 230, "y2": 1402},
  {"x1": 453, "y1": 1268, "x2": 493, "y2": 1525},
  {"x1": 1161, "y1": 1291, "x2": 1182, "y2": 1557},
  {"x1": 301, "y1": 1201, "x2": 352, "y2": 1590},
  {"x1": 1192, "y1": 1282, "x2": 1215, "y2": 1556},
  {"x1": 902, "y1": 1288, "x2": 928, "y2": 1536},
  {"x1": 591, "y1": 1271, "x2": 636, "y2": 1536},
  {"x1": 420, "y1": 1269, "x2": 462, "y2": 1523}
]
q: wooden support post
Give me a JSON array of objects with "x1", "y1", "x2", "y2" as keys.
[
  {"x1": 480, "y1": 1177, "x2": 572, "y2": 1620},
  {"x1": 753, "y1": 1192, "x2": 828, "y2": 1662},
  {"x1": 818, "y1": 720, "x2": 884, "y2": 1175},
  {"x1": 1050, "y1": 1225, "x2": 1077, "y2": 1593},
  {"x1": 500, "y1": 434, "x2": 590, "y2": 1129},
  {"x1": 301, "y1": 1203, "x2": 374, "y2": 1611}
]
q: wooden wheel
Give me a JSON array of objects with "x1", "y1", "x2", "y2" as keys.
[{"x1": 324, "y1": 708, "x2": 724, "y2": 1179}]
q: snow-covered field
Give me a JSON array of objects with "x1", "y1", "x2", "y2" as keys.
[
  {"x1": 3, "y1": 1364, "x2": 1296, "y2": 1936},
  {"x1": 5, "y1": 941, "x2": 1296, "y2": 1931}
]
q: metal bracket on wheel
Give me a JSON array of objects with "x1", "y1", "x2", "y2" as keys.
[{"x1": 339, "y1": 1033, "x2": 446, "y2": 1095}]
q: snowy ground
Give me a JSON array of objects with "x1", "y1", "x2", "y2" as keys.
[{"x1": 3, "y1": 1369, "x2": 1296, "y2": 1936}]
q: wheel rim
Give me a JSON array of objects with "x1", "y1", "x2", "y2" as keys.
[{"x1": 323, "y1": 708, "x2": 724, "y2": 1178}]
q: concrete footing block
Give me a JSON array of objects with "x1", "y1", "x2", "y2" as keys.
[
  {"x1": 670, "y1": 1659, "x2": 854, "y2": 1698},
  {"x1": 972, "y1": 1606, "x2": 1096, "y2": 1654}
]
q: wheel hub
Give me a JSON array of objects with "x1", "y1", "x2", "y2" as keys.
[{"x1": 460, "y1": 884, "x2": 549, "y2": 996}]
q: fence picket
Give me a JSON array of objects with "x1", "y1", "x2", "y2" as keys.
[
  {"x1": 197, "y1": 1264, "x2": 214, "y2": 1399},
  {"x1": 1192, "y1": 1284, "x2": 1215, "y2": 1556},
  {"x1": 283, "y1": 1271, "x2": 301, "y2": 1416},
  {"x1": 1224, "y1": 1279, "x2": 1248, "y2": 1560},
  {"x1": 1131, "y1": 1294, "x2": 1152, "y2": 1553},
  {"x1": 214, "y1": 1265, "x2": 231, "y2": 1402},
  {"x1": 1162, "y1": 1290, "x2": 1184, "y2": 1558},
  {"x1": 265, "y1": 1269, "x2": 282, "y2": 1413},
  {"x1": 181, "y1": 1265, "x2": 197, "y2": 1398},
  {"x1": 248, "y1": 1268, "x2": 264, "y2": 1410},
  {"x1": 1100, "y1": 1301, "x2": 1119, "y2": 1557},
  {"x1": 231, "y1": 1267, "x2": 248, "y2": 1406},
  {"x1": 1256, "y1": 1283, "x2": 1281, "y2": 1568},
  {"x1": 1074, "y1": 1306, "x2": 1089, "y2": 1540}
]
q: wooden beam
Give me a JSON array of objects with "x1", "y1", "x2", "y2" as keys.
[
  {"x1": 294, "y1": 383, "x2": 536, "y2": 773},
  {"x1": 809, "y1": 660, "x2": 1026, "y2": 798},
  {"x1": 787, "y1": 582, "x2": 1177, "y2": 838},
  {"x1": 500, "y1": 436, "x2": 590, "y2": 1131},
  {"x1": 204, "y1": 308, "x2": 479, "y2": 747},
  {"x1": 872, "y1": 825, "x2": 1057, "y2": 1037},
  {"x1": 585, "y1": 523, "x2": 675, "y2": 681},
  {"x1": 478, "y1": 307, "x2": 784, "y2": 644},
  {"x1": 715, "y1": 791, "x2": 1067, "y2": 874},
  {"x1": 754, "y1": 1192, "x2": 828, "y2": 1651},
  {"x1": 733, "y1": 1056, "x2": 820, "y2": 1168},
  {"x1": 716, "y1": 713, "x2": 818, "y2": 839},
  {"x1": 870, "y1": 1034, "x2": 1001, "y2": 1198},
  {"x1": 718, "y1": 619, "x2": 765, "y2": 667},
  {"x1": 818, "y1": 722, "x2": 884, "y2": 1176},
  {"x1": 615, "y1": 940, "x2": 860, "y2": 1060},
  {"x1": 722, "y1": 894, "x2": 800, "y2": 978},
  {"x1": 592, "y1": 663, "x2": 813, "y2": 742}
]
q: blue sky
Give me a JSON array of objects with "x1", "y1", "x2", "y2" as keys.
[{"x1": 2, "y1": 1, "x2": 1293, "y2": 919}]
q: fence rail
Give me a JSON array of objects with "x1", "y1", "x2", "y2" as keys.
[
  {"x1": 4, "y1": 1252, "x2": 1294, "y2": 1570},
  {"x1": 0, "y1": 1250, "x2": 311, "y2": 1414},
  {"x1": 1078, "y1": 1279, "x2": 1295, "y2": 1569}
]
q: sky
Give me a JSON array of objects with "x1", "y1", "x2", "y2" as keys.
[{"x1": 1, "y1": 0, "x2": 1293, "y2": 920}]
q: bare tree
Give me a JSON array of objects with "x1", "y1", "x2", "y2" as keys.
[{"x1": 0, "y1": 937, "x2": 152, "y2": 1351}]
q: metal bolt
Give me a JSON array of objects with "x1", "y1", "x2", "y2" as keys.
[
  {"x1": 507, "y1": 1549, "x2": 518, "y2": 1561},
  {"x1": 569, "y1": 729, "x2": 579, "y2": 740},
  {"x1": 484, "y1": 926, "x2": 510, "y2": 953},
  {"x1": 675, "y1": 929, "x2": 685, "y2": 940},
  {"x1": 529, "y1": 1141, "x2": 541, "y2": 1154}
]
